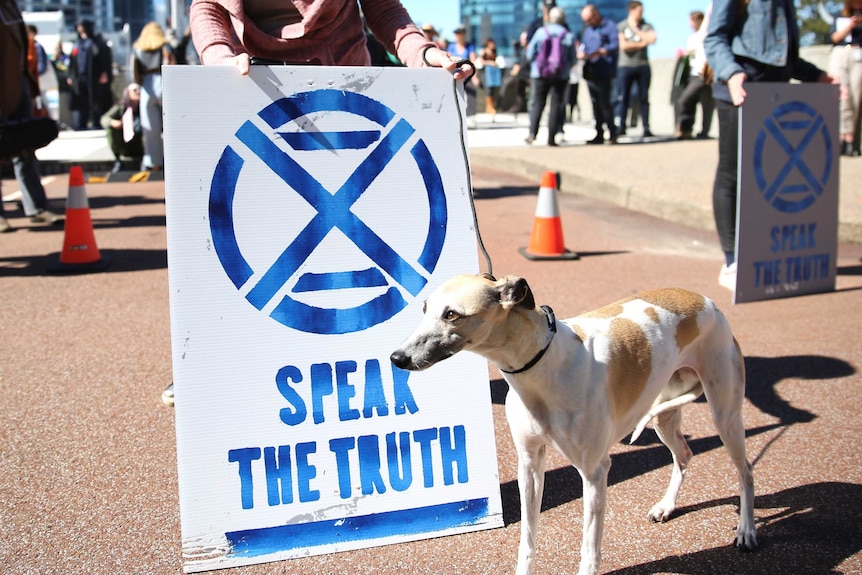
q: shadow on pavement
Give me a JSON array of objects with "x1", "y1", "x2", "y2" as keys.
[
  {"x1": 603, "y1": 482, "x2": 862, "y2": 575},
  {"x1": 0, "y1": 248, "x2": 167, "y2": 276}
]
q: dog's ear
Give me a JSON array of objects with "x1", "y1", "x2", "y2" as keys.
[
  {"x1": 477, "y1": 272, "x2": 497, "y2": 282},
  {"x1": 498, "y1": 276, "x2": 535, "y2": 310}
]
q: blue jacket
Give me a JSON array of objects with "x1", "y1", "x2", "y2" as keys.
[
  {"x1": 705, "y1": 0, "x2": 823, "y2": 87},
  {"x1": 527, "y1": 24, "x2": 575, "y2": 80},
  {"x1": 579, "y1": 17, "x2": 618, "y2": 80}
]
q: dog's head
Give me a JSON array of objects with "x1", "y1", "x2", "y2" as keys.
[{"x1": 390, "y1": 273, "x2": 535, "y2": 371}]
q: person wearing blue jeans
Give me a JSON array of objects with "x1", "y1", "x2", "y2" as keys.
[{"x1": 615, "y1": 1, "x2": 656, "y2": 137}]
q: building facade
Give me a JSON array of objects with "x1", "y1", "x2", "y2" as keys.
[
  {"x1": 19, "y1": 0, "x2": 159, "y2": 38},
  {"x1": 460, "y1": 0, "x2": 628, "y2": 58}
]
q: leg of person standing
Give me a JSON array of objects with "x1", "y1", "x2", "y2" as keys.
[
  {"x1": 527, "y1": 77, "x2": 550, "y2": 144},
  {"x1": 676, "y1": 75, "x2": 705, "y2": 138},
  {"x1": 698, "y1": 82, "x2": 715, "y2": 138},
  {"x1": 614, "y1": 67, "x2": 634, "y2": 135},
  {"x1": 637, "y1": 64, "x2": 652, "y2": 136},
  {"x1": 713, "y1": 99, "x2": 738, "y2": 287},
  {"x1": 140, "y1": 73, "x2": 165, "y2": 169},
  {"x1": 547, "y1": 78, "x2": 566, "y2": 146},
  {"x1": 850, "y1": 49, "x2": 862, "y2": 155}
]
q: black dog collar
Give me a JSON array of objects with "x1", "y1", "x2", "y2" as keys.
[{"x1": 499, "y1": 305, "x2": 556, "y2": 375}]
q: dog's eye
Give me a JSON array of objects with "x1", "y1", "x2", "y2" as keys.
[{"x1": 444, "y1": 310, "x2": 461, "y2": 321}]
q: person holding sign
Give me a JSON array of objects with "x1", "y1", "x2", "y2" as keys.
[
  {"x1": 188, "y1": 0, "x2": 473, "y2": 79},
  {"x1": 704, "y1": 0, "x2": 835, "y2": 290}
]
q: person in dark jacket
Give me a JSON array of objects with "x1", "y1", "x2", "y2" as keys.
[{"x1": 67, "y1": 19, "x2": 113, "y2": 130}]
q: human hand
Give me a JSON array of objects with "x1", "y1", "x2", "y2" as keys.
[
  {"x1": 422, "y1": 47, "x2": 475, "y2": 80},
  {"x1": 818, "y1": 72, "x2": 839, "y2": 85},
  {"x1": 110, "y1": 119, "x2": 122, "y2": 129},
  {"x1": 225, "y1": 53, "x2": 251, "y2": 75},
  {"x1": 728, "y1": 72, "x2": 747, "y2": 106}
]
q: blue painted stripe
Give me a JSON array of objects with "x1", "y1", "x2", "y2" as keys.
[
  {"x1": 225, "y1": 498, "x2": 489, "y2": 559},
  {"x1": 293, "y1": 269, "x2": 388, "y2": 292},
  {"x1": 279, "y1": 130, "x2": 381, "y2": 150}
]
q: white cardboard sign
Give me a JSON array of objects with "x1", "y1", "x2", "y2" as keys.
[
  {"x1": 735, "y1": 83, "x2": 840, "y2": 303},
  {"x1": 163, "y1": 66, "x2": 503, "y2": 573}
]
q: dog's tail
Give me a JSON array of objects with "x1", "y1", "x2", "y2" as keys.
[{"x1": 629, "y1": 383, "x2": 704, "y2": 444}]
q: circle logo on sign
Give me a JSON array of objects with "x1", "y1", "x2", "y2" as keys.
[
  {"x1": 209, "y1": 90, "x2": 447, "y2": 335},
  {"x1": 753, "y1": 100, "x2": 833, "y2": 214}
]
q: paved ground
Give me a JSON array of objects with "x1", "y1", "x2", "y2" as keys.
[{"x1": 1, "y1": 156, "x2": 861, "y2": 574}]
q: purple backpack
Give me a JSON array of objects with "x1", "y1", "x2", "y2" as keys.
[{"x1": 536, "y1": 27, "x2": 565, "y2": 79}]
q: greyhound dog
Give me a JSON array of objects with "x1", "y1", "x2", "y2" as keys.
[{"x1": 390, "y1": 274, "x2": 757, "y2": 575}]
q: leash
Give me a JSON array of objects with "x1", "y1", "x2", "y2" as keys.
[
  {"x1": 499, "y1": 305, "x2": 556, "y2": 375},
  {"x1": 423, "y1": 47, "x2": 492, "y2": 276}
]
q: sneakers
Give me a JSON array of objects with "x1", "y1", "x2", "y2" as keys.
[
  {"x1": 524, "y1": 136, "x2": 535, "y2": 145},
  {"x1": 718, "y1": 262, "x2": 737, "y2": 290},
  {"x1": 30, "y1": 209, "x2": 65, "y2": 225},
  {"x1": 161, "y1": 382, "x2": 175, "y2": 406}
]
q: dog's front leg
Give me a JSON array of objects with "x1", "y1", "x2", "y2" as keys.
[
  {"x1": 515, "y1": 441, "x2": 547, "y2": 575},
  {"x1": 577, "y1": 458, "x2": 611, "y2": 575}
]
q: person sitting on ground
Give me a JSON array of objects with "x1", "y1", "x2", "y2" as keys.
[{"x1": 100, "y1": 83, "x2": 144, "y2": 173}]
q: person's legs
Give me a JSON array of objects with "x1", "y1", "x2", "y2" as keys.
[
  {"x1": 614, "y1": 67, "x2": 634, "y2": 134},
  {"x1": 547, "y1": 79, "x2": 566, "y2": 145},
  {"x1": 638, "y1": 65, "x2": 652, "y2": 134},
  {"x1": 713, "y1": 99, "x2": 738, "y2": 263},
  {"x1": 141, "y1": 75, "x2": 165, "y2": 168},
  {"x1": 527, "y1": 77, "x2": 550, "y2": 142},
  {"x1": 699, "y1": 82, "x2": 715, "y2": 137},
  {"x1": 597, "y1": 77, "x2": 617, "y2": 141},
  {"x1": 677, "y1": 76, "x2": 704, "y2": 136}
]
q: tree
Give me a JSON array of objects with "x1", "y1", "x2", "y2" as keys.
[{"x1": 797, "y1": 0, "x2": 842, "y2": 45}]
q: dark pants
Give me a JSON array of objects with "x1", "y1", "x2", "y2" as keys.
[
  {"x1": 528, "y1": 77, "x2": 568, "y2": 144},
  {"x1": 677, "y1": 75, "x2": 715, "y2": 135},
  {"x1": 586, "y1": 76, "x2": 616, "y2": 140},
  {"x1": 105, "y1": 127, "x2": 144, "y2": 162},
  {"x1": 615, "y1": 64, "x2": 651, "y2": 132},
  {"x1": 713, "y1": 99, "x2": 738, "y2": 258}
]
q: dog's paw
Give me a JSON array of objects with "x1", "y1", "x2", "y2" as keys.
[
  {"x1": 646, "y1": 502, "x2": 675, "y2": 523},
  {"x1": 735, "y1": 527, "x2": 758, "y2": 551}
]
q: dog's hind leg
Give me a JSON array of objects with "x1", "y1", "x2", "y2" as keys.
[
  {"x1": 702, "y1": 338, "x2": 757, "y2": 550},
  {"x1": 647, "y1": 408, "x2": 692, "y2": 523}
]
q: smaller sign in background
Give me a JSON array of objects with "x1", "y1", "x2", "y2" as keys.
[{"x1": 735, "y1": 83, "x2": 840, "y2": 303}]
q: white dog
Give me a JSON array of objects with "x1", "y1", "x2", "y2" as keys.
[{"x1": 390, "y1": 274, "x2": 757, "y2": 575}]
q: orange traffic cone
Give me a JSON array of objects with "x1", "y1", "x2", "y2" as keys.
[
  {"x1": 519, "y1": 171, "x2": 578, "y2": 260},
  {"x1": 48, "y1": 166, "x2": 110, "y2": 273}
]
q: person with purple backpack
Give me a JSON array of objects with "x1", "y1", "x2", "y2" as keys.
[{"x1": 524, "y1": 6, "x2": 575, "y2": 146}]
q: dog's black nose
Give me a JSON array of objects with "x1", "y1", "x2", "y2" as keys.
[{"x1": 390, "y1": 350, "x2": 411, "y2": 370}]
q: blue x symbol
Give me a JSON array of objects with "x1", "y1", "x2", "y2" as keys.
[
  {"x1": 208, "y1": 90, "x2": 447, "y2": 334},
  {"x1": 754, "y1": 101, "x2": 832, "y2": 214}
]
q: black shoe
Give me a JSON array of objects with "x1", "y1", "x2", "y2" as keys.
[
  {"x1": 842, "y1": 141, "x2": 855, "y2": 156},
  {"x1": 642, "y1": 129, "x2": 654, "y2": 138},
  {"x1": 586, "y1": 135, "x2": 604, "y2": 145},
  {"x1": 548, "y1": 141, "x2": 559, "y2": 147}
]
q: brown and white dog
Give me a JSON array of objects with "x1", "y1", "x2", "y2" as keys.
[{"x1": 390, "y1": 274, "x2": 757, "y2": 575}]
